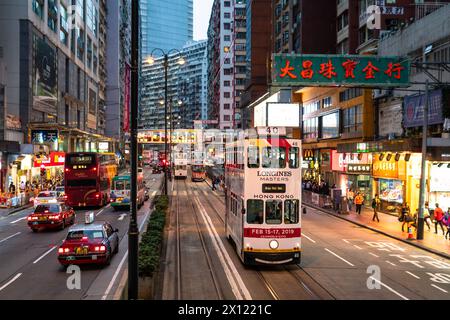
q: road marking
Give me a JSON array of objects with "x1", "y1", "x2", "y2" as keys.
[
  {"x1": 118, "y1": 214, "x2": 127, "y2": 221},
  {"x1": 302, "y1": 233, "x2": 316, "y2": 243},
  {"x1": 10, "y1": 217, "x2": 26, "y2": 224},
  {"x1": 33, "y1": 246, "x2": 57, "y2": 264},
  {"x1": 405, "y1": 271, "x2": 420, "y2": 279},
  {"x1": 194, "y1": 190, "x2": 199, "y2": 195},
  {"x1": 96, "y1": 209, "x2": 104, "y2": 216},
  {"x1": 342, "y1": 239, "x2": 350, "y2": 244},
  {"x1": 152, "y1": 191, "x2": 157, "y2": 196},
  {"x1": 431, "y1": 284, "x2": 448, "y2": 293},
  {"x1": 0, "y1": 273, "x2": 22, "y2": 292},
  {"x1": 385, "y1": 261, "x2": 397, "y2": 267},
  {"x1": 101, "y1": 251, "x2": 128, "y2": 300},
  {"x1": 353, "y1": 245, "x2": 363, "y2": 250},
  {"x1": 324, "y1": 248, "x2": 355, "y2": 267},
  {"x1": 369, "y1": 253, "x2": 379, "y2": 258},
  {"x1": 203, "y1": 190, "x2": 208, "y2": 196},
  {"x1": 369, "y1": 276, "x2": 409, "y2": 300},
  {"x1": 0, "y1": 232, "x2": 21, "y2": 244},
  {"x1": 194, "y1": 196, "x2": 252, "y2": 300}
]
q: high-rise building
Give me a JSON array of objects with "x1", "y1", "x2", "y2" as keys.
[
  {"x1": 140, "y1": 40, "x2": 207, "y2": 130},
  {"x1": 106, "y1": 0, "x2": 131, "y2": 147},
  {"x1": 207, "y1": 0, "x2": 247, "y2": 130},
  {"x1": 140, "y1": 0, "x2": 193, "y2": 57}
]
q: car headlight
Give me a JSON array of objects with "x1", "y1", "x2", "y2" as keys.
[{"x1": 269, "y1": 240, "x2": 279, "y2": 250}]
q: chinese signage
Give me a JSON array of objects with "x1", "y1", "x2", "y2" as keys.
[
  {"x1": 31, "y1": 130, "x2": 58, "y2": 144},
  {"x1": 331, "y1": 150, "x2": 369, "y2": 172},
  {"x1": 347, "y1": 164, "x2": 372, "y2": 175},
  {"x1": 403, "y1": 89, "x2": 443, "y2": 128},
  {"x1": 372, "y1": 155, "x2": 398, "y2": 179},
  {"x1": 273, "y1": 54, "x2": 410, "y2": 87},
  {"x1": 33, "y1": 151, "x2": 65, "y2": 167}
]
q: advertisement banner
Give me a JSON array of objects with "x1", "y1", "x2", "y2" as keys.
[
  {"x1": 331, "y1": 150, "x2": 369, "y2": 172},
  {"x1": 87, "y1": 88, "x2": 97, "y2": 129},
  {"x1": 33, "y1": 151, "x2": 65, "y2": 167},
  {"x1": 273, "y1": 54, "x2": 410, "y2": 87},
  {"x1": 33, "y1": 36, "x2": 57, "y2": 115},
  {"x1": 372, "y1": 155, "x2": 398, "y2": 179},
  {"x1": 379, "y1": 178, "x2": 403, "y2": 204},
  {"x1": 430, "y1": 166, "x2": 450, "y2": 192},
  {"x1": 403, "y1": 89, "x2": 443, "y2": 128},
  {"x1": 378, "y1": 104, "x2": 403, "y2": 138},
  {"x1": 123, "y1": 64, "x2": 131, "y2": 133}
]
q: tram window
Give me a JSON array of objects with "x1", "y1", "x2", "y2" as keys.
[
  {"x1": 289, "y1": 147, "x2": 299, "y2": 169},
  {"x1": 247, "y1": 146, "x2": 259, "y2": 168},
  {"x1": 284, "y1": 200, "x2": 299, "y2": 224},
  {"x1": 262, "y1": 147, "x2": 286, "y2": 168},
  {"x1": 265, "y1": 200, "x2": 282, "y2": 224},
  {"x1": 246, "y1": 199, "x2": 263, "y2": 224}
]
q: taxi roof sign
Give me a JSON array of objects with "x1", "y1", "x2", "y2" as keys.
[{"x1": 85, "y1": 212, "x2": 95, "y2": 224}]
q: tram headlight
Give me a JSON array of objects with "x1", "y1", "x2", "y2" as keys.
[{"x1": 269, "y1": 240, "x2": 279, "y2": 250}]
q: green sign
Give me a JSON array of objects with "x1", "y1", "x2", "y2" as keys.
[{"x1": 272, "y1": 54, "x2": 410, "y2": 87}]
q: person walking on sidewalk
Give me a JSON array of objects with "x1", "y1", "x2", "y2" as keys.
[
  {"x1": 444, "y1": 208, "x2": 450, "y2": 240},
  {"x1": 423, "y1": 201, "x2": 432, "y2": 231},
  {"x1": 347, "y1": 188, "x2": 354, "y2": 211},
  {"x1": 371, "y1": 194, "x2": 381, "y2": 222},
  {"x1": 434, "y1": 203, "x2": 446, "y2": 235},
  {"x1": 401, "y1": 203, "x2": 412, "y2": 232},
  {"x1": 355, "y1": 193, "x2": 364, "y2": 215}
]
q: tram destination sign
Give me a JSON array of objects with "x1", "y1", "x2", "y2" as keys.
[
  {"x1": 262, "y1": 184, "x2": 286, "y2": 193},
  {"x1": 273, "y1": 54, "x2": 410, "y2": 87}
]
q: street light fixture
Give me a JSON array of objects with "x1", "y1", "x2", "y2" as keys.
[{"x1": 146, "y1": 48, "x2": 186, "y2": 195}]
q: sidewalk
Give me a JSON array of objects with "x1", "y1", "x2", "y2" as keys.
[
  {"x1": 0, "y1": 204, "x2": 33, "y2": 218},
  {"x1": 305, "y1": 201, "x2": 450, "y2": 259}
]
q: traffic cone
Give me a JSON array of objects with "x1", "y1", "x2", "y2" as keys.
[{"x1": 407, "y1": 225, "x2": 415, "y2": 240}]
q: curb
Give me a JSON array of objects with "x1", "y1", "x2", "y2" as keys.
[
  {"x1": 7, "y1": 204, "x2": 33, "y2": 215},
  {"x1": 304, "y1": 203, "x2": 450, "y2": 260}
]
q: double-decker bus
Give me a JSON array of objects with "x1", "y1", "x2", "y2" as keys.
[
  {"x1": 110, "y1": 174, "x2": 145, "y2": 210},
  {"x1": 64, "y1": 152, "x2": 117, "y2": 207},
  {"x1": 191, "y1": 164, "x2": 206, "y2": 182},
  {"x1": 225, "y1": 127, "x2": 301, "y2": 265}
]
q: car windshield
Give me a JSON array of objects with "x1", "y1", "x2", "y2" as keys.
[
  {"x1": 66, "y1": 229, "x2": 104, "y2": 240},
  {"x1": 38, "y1": 191, "x2": 56, "y2": 198},
  {"x1": 35, "y1": 204, "x2": 60, "y2": 213}
]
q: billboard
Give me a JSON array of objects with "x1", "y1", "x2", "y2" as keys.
[
  {"x1": 403, "y1": 89, "x2": 443, "y2": 128},
  {"x1": 33, "y1": 36, "x2": 57, "y2": 115},
  {"x1": 254, "y1": 103, "x2": 301, "y2": 127}
]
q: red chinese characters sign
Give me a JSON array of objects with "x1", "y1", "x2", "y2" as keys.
[
  {"x1": 273, "y1": 54, "x2": 410, "y2": 87},
  {"x1": 33, "y1": 152, "x2": 65, "y2": 167}
]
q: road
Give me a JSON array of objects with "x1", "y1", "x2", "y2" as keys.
[
  {"x1": 162, "y1": 177, "x2": 450, "y2": 300},
  {"x1": 0, "y1": 169, "x2": 162, "y2": 300}
]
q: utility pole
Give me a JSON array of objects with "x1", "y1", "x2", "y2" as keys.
[
  {"x1": 128, "y1": 0, "x2": 139, "y2": 300},
  {"x1": 164, "y1": 54, "x2": 168, "y2": 195},
  {"x1": 417, "y1": 79, "x2": 429, "y2": 240}
]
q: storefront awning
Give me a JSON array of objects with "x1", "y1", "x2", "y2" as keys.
[{"x1": 337, "y1": 139, "x2": 422, "y2": 154}]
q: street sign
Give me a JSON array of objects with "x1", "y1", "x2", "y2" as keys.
[
  {"x1": 193, "y1": 119, "x2": 219, "y2": 125},
  {"x1": 272, "y1": 54, "x2": 410, "y2": 87}
]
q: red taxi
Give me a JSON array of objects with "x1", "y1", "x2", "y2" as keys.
[
  {"x1": 27, "y1": 204, "x2": 75, "y2": 232},
  {"x1": 57, "y1": 218, "x2": 119, "y2": 267}
]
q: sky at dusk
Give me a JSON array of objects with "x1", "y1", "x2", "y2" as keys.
[{"x1": 194, "y1": 0, "x2": 214, "y2": 40}]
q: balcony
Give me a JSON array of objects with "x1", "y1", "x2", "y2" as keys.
[{"x1": 415, "y1": 3, "x2": 449, "y2": 21}]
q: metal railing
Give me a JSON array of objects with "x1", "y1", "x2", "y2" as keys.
[{"x1": 415, "y1": 3, "x2": 449, "y2": 21}]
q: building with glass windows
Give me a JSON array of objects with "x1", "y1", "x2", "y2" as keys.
[{"x1": 140, "y1": 0, "x2": 193, "y2": 58}]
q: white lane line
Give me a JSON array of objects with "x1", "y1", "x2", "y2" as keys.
[
  {"x1": 10, "y1": 217, "x2": 26, "y2": 224},
  {"x1": 118, "y1": 214, "x2": 127, "y2": 221},
  {"x1": 0, "y1": 273, "x2": 22, "y2": 292},
  {"x1": 431, "y1": 284, "x2": 448, "y2": 293},
  {"x1": 369, "y1": 253, "x2": 379, "y2": 258},
  {"x1": 194, "y1": 196, "x2": 252, "y2": 300},
  {"x1": 33, "y1": 246, "x2": 57, "y2": 264},
  {"x1": 369, "y1": 277, "x2": 409, "y2": 300},
  {"x1": 302, "y1": 233, "x2": 316, "y2": 243},
  {"x1": 342, "y1": 239, "x2": 350, "y2": 244},
  {"x1": 102, "y1": 209, "x2": 151, "y2": 300},
  {"x1": 353, "y1": 245, "x2": 363, "y2": 250},
  {"x1": 203, "y1": 190, "x2": 208, "y2": 196},
  {"x1": 0, "y1": 232, "x2": 21, "y2": 244},
  {"x1": 324, "y1": 248, "x2": 355, "y2": 267},
  {"x1": 385, "y1": 261, "x2": 397, "y2": 267},
  {"x1": 152, "y1": 191, "x2": 157, "y2": 196},
  {"x1": 405, "y1": 271, "x2": 420, "y2": 279}
]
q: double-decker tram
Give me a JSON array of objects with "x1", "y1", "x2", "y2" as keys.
[
  {"x1": 225, "y1": 127, "x2": 301, "y2": 265},
  {"x1": 191, "y1": 163, "x2": 206, "y2": 182},
  {"x1": 64, "y1": 152, "x2": 117, "y2": 207},
  {"x1": 173, "y1": 147, "x2": 188, "y2": 179}
]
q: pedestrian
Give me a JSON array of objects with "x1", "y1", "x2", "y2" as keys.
[
  {"x1": 8, "y1": 182, "x2": 15, "y2": 194},
  {"x1": 347, "y1": 188, "x2": 354, "y2": 211},
  {"x1": 355, "y1": 193, "x2": 364, "y2": 215},
  {"x1": 443, "y1": 208, "x2": 450, "y2": 240},
  {"x1": 371, "y1": 194, "x2": 381, "y2": 222},
  {"x1": 401, "y1": 203, "x2": 412, "y2": 232},
  {"x1": 211, "y1": 176, "x2": 216, "y2": 191},
  {"x1": 433, "y1": 203, "x2": 446, "y2": 235},
  {"x1": 423, "y1": 201, "x2": 432, "y2": 231}
]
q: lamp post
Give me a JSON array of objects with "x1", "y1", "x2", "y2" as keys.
[{"x1": 146, "y1": 50, "x2": 185, "y2": 195}]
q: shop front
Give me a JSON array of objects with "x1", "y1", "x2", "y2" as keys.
[
  {"x1": 302, "y1": 149, "x2": 319, "y2": 182},
  {"x1": 428, "y1": 162, "x2": 450, "y2": 211},
  {"x1": 32, "y1": 151, "x2": 65, "y2": 186},
  {"x1": 331, "y1": 150, "x2": 373, "y2": 206}
]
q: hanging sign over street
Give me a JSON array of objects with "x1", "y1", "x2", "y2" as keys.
[{"x1": 272, "y1": 54, "x2": 410, "y2": 87}]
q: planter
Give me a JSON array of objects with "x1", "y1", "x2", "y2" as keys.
[{"x1": 138, "y1": 273, "x2": 157, "y2": 299}]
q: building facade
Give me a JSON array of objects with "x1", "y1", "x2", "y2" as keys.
[{"x1": 140, "y1": 0, "x2": 193, "y2": 57}]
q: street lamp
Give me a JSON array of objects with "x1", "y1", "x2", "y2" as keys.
[{"x1": 146, "y1": 49, "x2": 186, "y2": 195}]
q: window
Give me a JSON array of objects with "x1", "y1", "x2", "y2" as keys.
[
  {"x1": 247, "y1": 200, "x2": 263, "y2": 224},
  {"x1": 224, "y1": 68, "x2": 232, "y2": 75},
  {"x1": 87, "y1": 37, "x2": 92, "y2": 69},
  {"x1": 65, "y1": 104, "x2": 70, "y2": 126},
  {"x1": 322, "y1": 97, "x2": 332, "y2": 108},
  {"x1": 266, "y1": 200, "x2": 282, "y2": 224},
  {"x1": 224, "y1": 35, "x2": 231, "y2": 41},
  {"x1": 67, "y1": 179, "x2": 97, "y2": 187},
  {"x1": 224, "y1": 12, "x2": 231, "y2": 19},
  {"x1": 339, "y1": 87, "x2": 362, "y2": 102},
  {"x1": 303, "y1": 101, "x2": 320, "y2": 115},
  {"x1": 247, "y1": 146, "x2": 259, "y2": 168},
  {"x1": 223, "y1": 115, "x2": 230, "y2": 121},
  {"x1": 303, "y1": 118, "x2": 318, "y2": 139},
  {"x1": 321, "y1": 112, "x2": 340, "y2": 139},
  {"x1": 224, "y1": 103, "x2": 230, "y2": 110},
  {"x1": 224, "y1": 80, "x2": 230, "y2": 87},
  {"x1": 48, "y1": 0, "x2": 58, "y2": 32},
  {"x1": 343, "y1": 105, "x2": 363, "y2": 133},
  {"x1": 32, "y1": 0, "x2": 44, "y2": 19},
  {"x1": 77, "y1": 0, "x2": 85, "y2": 21},
  {"x1": 60, "y1": 5, "x2": 69, "y2": 45},
  {"x1": 284, "y1": 200, "x2": 299, "y2": 224},
  {"x1": 337, "y1": 11, "x2": 348, "y2": 31},
  {"x1": 224, "y1": 1, "x2": 231, "y2": 7},
  {"x1": 289, "y1": 147, "x2": 299, "y2": 169},
  {"x1": 224, "y1": 23, "x2": 231, "y2": 30},
  {"x1": 224, "y1": 92, "x2": 230, "y2": 98},
  {"x1": 86, "y1": 0, "x2": 98, "y2": 36},
  {"x1": 262, "y1": 147, "x2": 286, "y2": 169},
  {"x1": 224, "y1": 58, "x2": 230, "y2": 64},
  {"x1": 77, "y1": 27, "x2": 85, "y2": 61}
]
